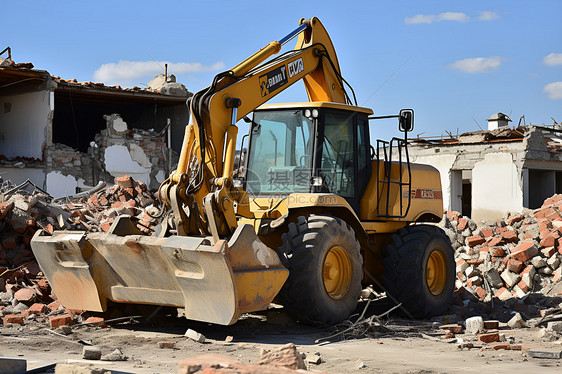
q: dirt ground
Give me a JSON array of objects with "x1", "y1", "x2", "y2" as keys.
[{"x1": 1, "y1": 300, "x2": 561, "y2": 374}]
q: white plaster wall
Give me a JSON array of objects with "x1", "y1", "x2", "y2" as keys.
[
  {"x1": 104, "y1": 145, "x2": 151, "y2": 185},
  {"x1": 472, "y1": 152, "x2": 523, "y2": 221},
  {"x1": 0, "y1": 167, "x2": 45, "y2": 188},
  {"x1": 412, "y1": 154, "x2": 457, "y2": 211},
  {"x1": 46, "y1": 171, "x2": 86, "y2": 198},
  {"x1": 0, "y1": 91, "x2": 50, "y2": 159}
]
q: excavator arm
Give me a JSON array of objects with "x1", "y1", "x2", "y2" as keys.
[{"x1": 160, "y1": 17, "x2": 352, "y2": 240}]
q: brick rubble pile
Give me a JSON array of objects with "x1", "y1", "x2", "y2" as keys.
[
  {"x1": 442, "y1": 195, "x2": 562, "y2": 320},
  {"x1": 0, "y1": 175, "x2": 161, "y2": 268},
  {"x1": 0, "y1": 175, "x2": 162, "y2": 327}
]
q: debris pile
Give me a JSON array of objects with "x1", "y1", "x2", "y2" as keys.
[
  {"x1": 0, "y1": 176, "x2": 160, "y2": 268},
  {"x1": 441, "y1": 195, "x2": 562, "y2": 319},
  {"x1": 85, "y1": 175, "x2": 161, "y2": 234},
  {"x1": 0, "y1": 175, "x2": 161, "y2": 327}
]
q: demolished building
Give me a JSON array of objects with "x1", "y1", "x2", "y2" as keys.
[
  {"x1": 408, "y1": 113, "x2": 562, "y2": 221},
  {"x1": 0, "y1": 52, "x2": 191, "y2": 197}
]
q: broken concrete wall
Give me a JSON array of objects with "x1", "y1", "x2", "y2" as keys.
[
  {"x1": 0, "y1": 90, "x2": 51, "y2": 159},
  {"x1": 89, "y1": 114, "x2": 173, "y2": 189},
  {"x1": 472, "y1": 152, "x2": 524, "y2": 220}
]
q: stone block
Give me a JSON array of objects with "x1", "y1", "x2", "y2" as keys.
[
  {"x1": 510, "y1": 241, "x2": 538, "y2": 262},
  {"x1": 528, "y1": 349, "x2": 562, "y2": 359},
  {"x1": 185, "y1": 328, "x2": 206, "y2": 343},
  {"x1": 465, "y1": 316, "x2": 484, "y2": 334},
  {"x1": 82, "y1": 346, "x2": 102, "y2": 360},
  {"x1": 501, "y1": 270, "x2": 521, "y2": 288}
]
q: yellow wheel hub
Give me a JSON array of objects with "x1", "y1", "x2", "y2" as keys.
[
  {"x1": 323, "y1": 246, "x2": 352, "y2": 299},
  {"x1": 426, "y1": 250, "x2": 446, "y2": 295}
]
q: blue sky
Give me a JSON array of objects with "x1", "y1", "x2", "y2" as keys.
[{"x1": 4, "y1": 1, "x2": 562, "y2": 142}]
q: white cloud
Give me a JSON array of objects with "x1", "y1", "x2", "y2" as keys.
[
  {"x1": 544, "y1": 82, "x2": 562, "y2": 100},
  {"x1": 448, "y1": 56, "x2": 503, "y2": 73},
  {"x1": 478, "y1": 11, "x2": 499, "y2": 21},
  {"x1": 544, "y1": 53, "x2": 562, "y2": 66},
  {"x1": 93, "y1": 60, "x2": 225, "y2": 86},
  {"x1": 405, "y1": 12, "x2": 469, "y2": 24}
]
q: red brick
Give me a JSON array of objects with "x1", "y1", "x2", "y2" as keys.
[
  {"x1": 100, "y1": 222, "x2": 112, "y2": 232},
  {"x1": 539, "y1": 220, "x2": 551, "y2": 232},
  {"x1": 49, "y1": 314, "x2": 73, "y2": 328},
  {"x1": 501, "y1": 230, "x2": 519, "y2": 243},
  {"x1": 467, "y1": 236, "x2": 485, "y2": 247},
  {"x1": 510, "y1": 344, "x2": 522, "y2": 351},
  {"x1": 507, "y1": 259, "x2": 523, "y2": 273},
  {"x1": 517, "y1": 280, "x2": 529, "y2": 293},
  {"x1": 540, "y1": 232, "x2": 559, "y2": 248},
  {"x1": 116, "y1": 175, "x2": 133, "y2": 189},
  {"x1": 510, "y1": 241, "x2": 538, "y2": 262},
  {"x1": 14, "y1": 288, "x2": 35, "y2": 303},
  {"x1": 446, "y1": 211, "x2": 459, "y2": 219},
  {"x1": 487, "y1": 236, "x2": 503, "y2": 247},
  {"x1": 3, "y1": 314, "x2": 24, "y2": 325},
  {"x1": 47, "y1": 300, "x2": 61, "y2": 311},
  {"x1": 495, "y1": 226, "x2": 508, "y2": 234},
  {"x1": 158, "y1": 342, "x2": 176, "y2": 349},
  {"x1": 112, "y1": 201, "x2": 123, "y2": 209},
  {"x1": 457, "y1": 218, "x2": 468, "y2": 231},
  {"x1": 478, "y1": 246, "x2": 490, "y2": 253},
  {"x1": 490, "y1": 247, "x2": 505, "y2": 257},
  {"x1": 545, "y1": 209, "x2": 561, "y2": 221},
  {"x1": 467, "y1": 259, "x2": 484, "y2": 265},
  {"x1": 440, "y1": 324, "x2": 463, "y2": 334},
  {"x1": 85, "y1": 316, "x2": 109, "y2": 328},
  {"x1": 44, "y1": 223, "x2": 54, "y2": 235},
  {"x1": 535, "y1": 207, "x2": 558, "y2": 220},
  {"x1": 481, "y1": 228, "x2": 494, "y2": 238},
  {"x1": 28, "y1": 303, "x2": 48, "y2": 315},
  {"x1": 492, "y1": 344, "x2": 511, "y2": 350},
  {"x1": 466, "y1": 277, "x2": 482, "y2": 287},
  {"x1": 478, "y1": 332, "x2": 500, "y2": 343},
  {"x1": 99, "y1": 195, "x2": 109, "y2": 206},
  {"x1": 506, "y1": 215, "x2": 524, "y2": 226},
  {"x1": 476, "y1": 286, "x2": 487, "y2": 300},
  {"x1": 88, "y1": 194, "x2": 99, "y2": 207}
]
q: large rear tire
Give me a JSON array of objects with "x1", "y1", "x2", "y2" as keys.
[
  {"x1": 382, "y1": 225, "x2": 455, "y2": 319},
  {"x1": 277, "y1": 215, "x2": 363, "y2": 325}
]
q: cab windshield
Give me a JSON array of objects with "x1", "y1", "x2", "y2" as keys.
[{"x1": 246, "y1": 110, "x2": 313, "y2": 195}]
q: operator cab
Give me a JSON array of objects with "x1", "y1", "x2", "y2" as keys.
[{"x1": 242, "y1": 102, "x2": 373, "y2": 212}]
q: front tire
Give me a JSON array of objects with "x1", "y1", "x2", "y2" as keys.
[
  {"x1": 277, "y1": 215, "x2": 363, "y2": 325},
  {"x1": 382, "y1": 225, "x2": 455, "y2": 319}
]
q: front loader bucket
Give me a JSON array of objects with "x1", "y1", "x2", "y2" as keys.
[{"x1": 30, "y1": 221, "x2": 288, "y2": 325}]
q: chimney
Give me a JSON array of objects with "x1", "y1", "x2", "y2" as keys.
[{"x1": 486, "y1": 112, "x2": 511, "y2": 131}]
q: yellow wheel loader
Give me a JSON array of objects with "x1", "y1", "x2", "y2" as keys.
[{"x1": 31, "y1": 17, "x2": 455, "y2": 325}]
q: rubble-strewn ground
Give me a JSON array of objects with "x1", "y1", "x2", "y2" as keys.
[
  {"x1": 1, "y1": 176, "x2": 561, "y2": 373},
  {"x1": 1, "y1": 302, "x2": 561, "y2": 373}
]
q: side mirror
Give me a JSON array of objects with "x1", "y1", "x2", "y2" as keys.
[{"x1": 399, "y1": 109, "x2": 414, "y2": 132}]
